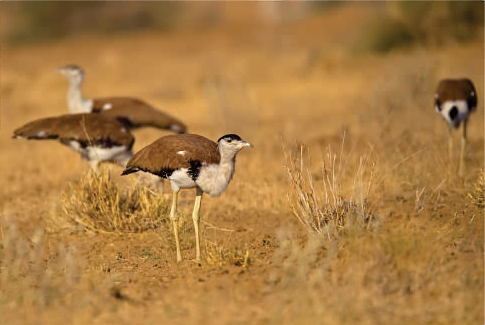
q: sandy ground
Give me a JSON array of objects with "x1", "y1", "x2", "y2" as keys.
[{"x1": 1, "y1": 3, "x2": 484, "y2": 324}]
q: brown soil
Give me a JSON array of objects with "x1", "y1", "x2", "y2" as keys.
[{"x1": 1, "y1": 3, "x2": 483, "y2": 324}]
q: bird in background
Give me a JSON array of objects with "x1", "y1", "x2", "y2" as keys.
[
  {"x1": 434, "y1": 78, "x2": 477, "y2": 177},
  {"x1": 13, "y1": 113, "x2": 135, "y2": 174},
  {"x1": 55, "y1": 64, "x2": 187, "y2": 134}
]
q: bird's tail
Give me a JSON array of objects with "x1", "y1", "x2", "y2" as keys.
[
  {"x1": 12, "y1": 119, "x2": 58, "y2": 140},
  {"x1": 121, "y1": 166, "x2": 139, "y2": 176}
]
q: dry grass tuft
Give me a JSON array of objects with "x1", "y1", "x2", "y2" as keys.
[
  {"x1": 53, "y1": 168, "x2": 169, "y2": 233},
  {"x1": 267, "y1": 215, "x2": 483, "y2": 325},
  {"x1": 1, "y1": 216, "x2": 81, "y2": 309},
  {"x1": 468, "y1": 170, "x2": 484, "y2": 208},
  {"x1": 0, "y1": 215, "x2": 118, "y2": 323},
  {"x1": 284, "y1": 139, "x2": 378, "y2": 239},
  {"x1": 204, "y1": 244, "x2": 250, "y2": 267}
]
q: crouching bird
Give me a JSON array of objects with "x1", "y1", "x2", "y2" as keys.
[
  {"x1": 121, "y1": 133, "x2": 252, "y2": 262},
  {"x1": 13, "y1": 113, "x2": 134, "y2": 173},
  {"x1": 56, "y1": 64, "x2": 187, "y2": 134}
]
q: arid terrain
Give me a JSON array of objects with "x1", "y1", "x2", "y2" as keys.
[{"x1": 1, "y1": 3, "x2": 484, "y2": 324}]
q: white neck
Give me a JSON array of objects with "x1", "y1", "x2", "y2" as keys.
[
  {"x1": 214, "y1": 155, "x2": 237, "y2": 194},
  {"x1": 198, "y1": 154, "x2": 237, "y2": 197},
  {"x1": 66, "y1": 78, "x2": 92, "y2": 114}
]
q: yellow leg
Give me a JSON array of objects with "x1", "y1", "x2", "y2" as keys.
[
  {"x1": 459, "y1": 119, "x2": 467, "y2": 177},
  {"x1": 170, "y1": 191, "x2": 182, "y2": 262},
  {"x1": 89, "y1": 160, "x2": 100, "y2": 175},
  {"x1": 448, "y1": 129, "x2": 453, "y2": 161},
  {"x1": 192, "y1": 187, "x2": 203, "y2": 261}
]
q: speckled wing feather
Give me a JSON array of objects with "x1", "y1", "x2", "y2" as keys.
[
  {"x1": 123, "y1": 134, "x2": 220, "y2": 176},
  {"x1": 92, "y1": 97, "x2": 187, "y2": 133},
  {"x1": 13, "y1": 113, "x2": 134, "y2": 148}
]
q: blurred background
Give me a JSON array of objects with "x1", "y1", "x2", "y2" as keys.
[{"x1": 1, "y1": 1, "x2": 483, "y2": 52}]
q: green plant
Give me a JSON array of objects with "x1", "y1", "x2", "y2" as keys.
[
  {"x1": 364, "y1": 1, "x2": 484, "y2": 53},
  {"x1": 4, "y1": 2, "x2": 181, "y2": 43},
  {"x1": 366, "y1": 18, "x2": 414, "y2": 53}
]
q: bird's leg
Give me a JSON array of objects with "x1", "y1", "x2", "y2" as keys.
[
  {"x1": 448, "y1": 128, "x2": 453, "y2": 161},
  {"x1": 459, "y1": 119, "x2": 467, "y2": 177},
  {"x1": 89, "y1": 160, "x2": 100, "y2": 176},
  {"x1": 170, "y1": 190, "x2": 182, "y2": 262},
  {"x1": 192, "y1": 187, "x2": 203, "y2": 262}
]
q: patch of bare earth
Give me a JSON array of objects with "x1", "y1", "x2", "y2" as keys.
[{"x1": 1, "y1": 3, "x2": 483, "y2": 324}]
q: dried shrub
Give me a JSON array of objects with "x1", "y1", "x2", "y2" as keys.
[
  {"x1": 4, "y1": 2, "x2": 181, "y2": 43},
  {"x1": 365, "y1": 18, "x2": 414, "y2": 53},
  {"x1": 468, "y1": 170, "x2": 484, "y2": 208},
  {"x1": 364, "y1": 2, "x2": 484, "y2": 53},
  {"x1": 55, "y1": 169, "x2": 168, "y2": 233},
  {"x1": 204, "y1": 246, "x2": 250, "y2": 267},
  {"x1": 284, "y1": 140, "x2": 377, "y2": 240}
]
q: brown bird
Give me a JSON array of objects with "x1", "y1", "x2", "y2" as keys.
[
  {"x1": 56, "y1": 64, "x2": 187, "y2": 133},
  {"x1": 434, "y1": 78, "x2": 478, "y2": 176},
  {"x1": 121, "y1": 133, "x2": 252, "y2": 262},
  {"x1": 13, "y1": 113, "x2": 134, "y2": 173}
]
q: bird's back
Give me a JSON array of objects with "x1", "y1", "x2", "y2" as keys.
[
  {"x1": 436, "y1": 78, "x2": 477, "y2": 108},
  {"x1": 13, "y1": 113, "x2": 134, "y2": 148},
  {"x1": 92, "y1": 97, "x2": 187, "y2": 133},
  {"x1": 122, "y1": 134, "x2": 220, "y2": 177}
]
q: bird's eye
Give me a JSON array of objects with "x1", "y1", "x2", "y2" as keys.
[{"x1": 226, "y1": 139, "x2": 232, "y2": 143}]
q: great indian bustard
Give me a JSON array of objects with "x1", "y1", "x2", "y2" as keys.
[
  {"x1": 434, "y1": 78, "x2": 478, "y2": 176},
  {"x1": 13, "y1": 113, "x2": 134, "y2": 173},
  {"x1": 121, "y1": 133, "x2": 252, "y2": 262},
  {"x1": 55, "y1": 64, "x2": 187, "y2": 133}
]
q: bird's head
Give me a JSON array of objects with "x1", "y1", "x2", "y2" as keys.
[
  {"x1": 217, "y1": 134, "x2": 252, "y2": 156},
  {"x1": 55, "y1": 64, "x2": 85, "y2": 85}
]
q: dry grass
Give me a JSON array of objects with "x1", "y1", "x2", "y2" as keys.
[
  {"x1": 1, "y1": 216, "x2": 92, "y2": 318},
  {"x1": 204, "y1": 244, "x2": 250, "y2": 267},
  {"x1": 1, "y1": 3, "x2": 483, "y2": 325},
  {"x1": 273, "y1": 134, "x2": 484, "y2": 324},
  {"x1": 267, "y1": 211, "x2": 483, "y2": 325},
  {"x1": 53, "y1": 168, "x2": 169, "y2": 233},
  {"x1": 468, "y1": 170, "x2": 484, "y2": 208},
  {"x1": 284, "y1": 136, "x2": 378, "y2": 239}
]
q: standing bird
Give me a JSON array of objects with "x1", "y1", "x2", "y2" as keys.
[
  {"x1": 13, "y1": 113, "x2": 134, "y2": 173},
  {"x1": 55, "y1": 64, "x2": 187, "y2": 133},
  {"x1": 434, "y1": 78, "x2": 478, "y2": 176},
  {"x1": 121, "y1": 133, "x2": 252, "y2": 262}
]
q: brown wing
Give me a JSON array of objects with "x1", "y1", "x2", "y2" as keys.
[
  {"x1": 92, "y1": 97, "x2": 187, "y2": 133},
  {"x1": 92, "y1": 97, "x2": 144, "y2": 112},
  {"x1": 13, "y1": 113, "x2": 134, "y2": 148},
  {"x1": 124, "y1": 134, "x2": 219, "y2": 175},
  {"x1": 436, "y1": 78, "x2": 478, "y2": 113},
  {"x1": 437, "y1": 79, "x2": 477, "y2": 101}
]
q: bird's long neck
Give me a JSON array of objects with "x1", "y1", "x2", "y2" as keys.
[
  {"x1": 206, "y1": 154, "x2": 236, "y2": 197},
  {"x1": 67, "y1": 78, "x2": 92, "y2": 114},
  {"x1": 218, "y1": 154, "x2": 237, "y2": 182}
]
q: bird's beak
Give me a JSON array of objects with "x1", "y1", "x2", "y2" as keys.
[{"x1": 244, "y1": 141, "x2": 253, "y2": 148}]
